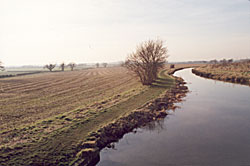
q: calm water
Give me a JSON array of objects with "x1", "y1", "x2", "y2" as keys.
[{"x1": 97, "y1": 68, "x2": 250, "y2": 166}]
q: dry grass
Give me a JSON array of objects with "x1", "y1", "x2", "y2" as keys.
[{"x1": 194, "y1": 61, "x2": 250, "y2": 85}]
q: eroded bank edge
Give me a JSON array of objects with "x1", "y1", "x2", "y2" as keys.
[{"x1": 71, "y1": 74, "x2": 189, "y2": 166}]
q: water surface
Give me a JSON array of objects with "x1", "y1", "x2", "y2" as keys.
[{"x1": 97, "y1": 68, "x2": 250, "y2": 166}]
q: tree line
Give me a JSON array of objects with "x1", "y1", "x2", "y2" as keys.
[
  {"x1": 0, "y1": 61, "x2": 110, "y2": 73},
  {"x1": 44, "y1": 62, "x2": 77, "y2": 72},
  {"x1": 209, "y1": 59, "x2": 234, "y2": 64},
  {"x1": 44, "y1": 62, "x2": 108, "y2": 72}
]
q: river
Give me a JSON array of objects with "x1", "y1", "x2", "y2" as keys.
[{"x1": 96, "y1": 68, "x2": 250, "y2": 166}]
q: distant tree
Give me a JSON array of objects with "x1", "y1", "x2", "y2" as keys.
[
  {"x1": 0, "y1": 61, "x2": 4, "y2": 71},
  {"x1": 44, "y1": 64, "x2": 56, "y2": 72},
  {"x1": 68, "y1": 62, "x2": 76, "y2": 71},
  {"x1": 96, "y1": 63, "x2": 99, "y2": 68},
  {"x1": 102, "y1": 63, "x2": 108, "y2": 68},
  {"x1": 210, "y1": 59, "x2": 218, "y2": 64},
  {"x1": 220, "y1": 59, "x2": 227, "y2": 64},
  {"x1": 125, "y1": 39, "x2": 168, "y2": 85},
  {"x1": 60, "y1": 62, "x2": 65, "y2": 71},
  {"x1": 228, "y1": 59, "x2": 233, "y2": 63}
]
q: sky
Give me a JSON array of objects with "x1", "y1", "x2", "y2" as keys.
[{"x1": 0, "y1": 0, "x2": 250, "y2": 66}]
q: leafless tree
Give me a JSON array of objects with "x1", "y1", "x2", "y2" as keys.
[
  {"x1": 68, "y1": 62, "x2": 76, "y2": 71},
  {"x1": 102, "y1": 63, "x2": 108, "y2": 68},
  {"x1": 44, "y1": 64, "x2": 56, "y2": 72},
  {"x1": 0, "y1": 61, "x2": 4, "y2": 71},
  {"x1": 60, "y1": 62, "x2": 65, "y2": 71},
  {"x1": 220, "y1": 59, "x2": 227, "y2": 64},
  {"x1": 125, "y1": 39, "x2": 168, "y2": 85},
  {"x1": 228, "y1": 59, "x2": 233, "y2": 63},
  {"x1": 96, "y1": 63, "x2": 99, "y2": 68},
  {"x1": 210, "y1": 59, "x2": 218, "y2": 64},
  {"x1": 220, "y1": 59, "x2": 228, "y2": 67}
]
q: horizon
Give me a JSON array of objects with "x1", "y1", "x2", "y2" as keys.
[
  {"x1": 4, "y1": 58, "x2": 250, "y2": 68},
  {"x1": 1, "y1": 0, "x2": 250, "y2": 66}
]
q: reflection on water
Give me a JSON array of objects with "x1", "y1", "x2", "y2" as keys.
[
  {"x1": 97, "y1": 68, "x2": 250, "y2": 166},
  {"x1": 140, "y1": 118, "x2": 165, "y2": 132}
]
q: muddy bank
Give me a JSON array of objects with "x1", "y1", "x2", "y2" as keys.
[
  {"x1": 192, "y1": 69, "x2": 250, "y2": 86},
  {"x1": 70, "y1": 76, "x2": 188, "y2": 166}
]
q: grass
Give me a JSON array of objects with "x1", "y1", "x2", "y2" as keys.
[
  {"x1": 194, "y1": 61, "x2": 250, "y2": 85},
  {"x1": 0, "y1": 66, "x2": 177, "y2": 165}
]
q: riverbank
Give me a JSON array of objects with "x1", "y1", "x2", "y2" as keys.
[
  {"x1": 1, "y1": 67, "x2": 188, "y2": 165},
  {"x1": 72, "y1": 76, "x2": 188, "y2": 166},
  {"x1": 97, "y1": 68, "x2": 250, "y2": 166},
  {"x1": 192, "y1": 61, "x2": 250, "y2": 86}
]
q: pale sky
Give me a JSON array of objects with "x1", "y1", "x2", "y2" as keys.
[{"x1": 0, "y1": 0, "x2": 250, "y2": 66}]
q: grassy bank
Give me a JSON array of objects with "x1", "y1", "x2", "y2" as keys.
[
  {"x1": 72, "y1": 76, "x2": 188, "y2": 166},
  {"x1": 192, "y1": 61, "x2": 250, "y2": 86},
  {"x1": 0, "y1": 66, "x2": 179, "y2": 165}
]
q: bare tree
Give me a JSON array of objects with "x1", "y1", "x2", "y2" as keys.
[
  {"x1": 44, "y1": 64, "x2": 56, "y2": 72},
  {"x1": 0, "y1": 61, "x2": 4, "y2": 71},
  {"x1": 68, "y1": 62, "x2": 76, "y2": 71},
  {"x1": 60, "y1": 62, "x2": 65, "y2": 71},
  {"x1": 102, "y1": 63, "x2": 108, "y2": 68},
  {"x1": 125, "y1": 39, "x2": 168, "y2": 85},
  {"x1": 220, "y1": 59, "x2": 227, "y2": 64},
  {"x1": 220, "y1": 59, "x2": 228, "y2": 66},
  {"x1": 210, "y1": 59, "x2": 218, "y2": 64},
  {"x1": 96, "y1": 63, "x2": 99, "y2": 68},
  {"x1": 228, "y1": 59, "x2": 233, "y2": 63}
]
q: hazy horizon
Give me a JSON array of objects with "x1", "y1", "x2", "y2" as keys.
[{"x1": 1, "y1": 0, "x2": 250, "y2": 66}]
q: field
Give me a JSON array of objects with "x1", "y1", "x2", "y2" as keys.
[
  {"x1": 0, "y1": 66, "x2": 178, "y2": 165},
  {"x1": 0, "y1": 68, "x2": 45, "y2": 78},
  {"x1": 193, "y1": 61, "x2": 250, "y2": 85},
  {"x1": 0, "y1": 67, "x2": 143, "y2": 144},
  {"x1": 0, "y1": 65, "x2": 91, "y2": 78}
]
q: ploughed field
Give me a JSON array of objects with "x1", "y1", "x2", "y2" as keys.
[
  {"x1": 0, "y1": 66, "x2": 176, "y2": 165},
  {"x1": 0, "y1": 67, "x2": 144, "y2": 148}
]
